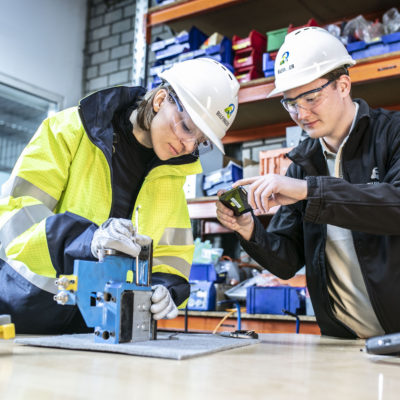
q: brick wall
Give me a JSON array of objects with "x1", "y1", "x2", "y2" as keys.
[{"x1": 83, "y1": 0, "x2": 136, "y2": 95}]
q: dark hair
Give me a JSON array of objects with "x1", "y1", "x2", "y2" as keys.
[{"x1": 321, "y1": 66, "x2": 349, "y2": 88}]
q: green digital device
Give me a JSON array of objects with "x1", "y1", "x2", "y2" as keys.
[{"x1": 219, "y1": 186, "x2": 252, "y2": 216}]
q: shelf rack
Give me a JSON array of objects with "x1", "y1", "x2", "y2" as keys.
[{"x1": 146, "y1": 0, "x2": 400, "y2": 143}]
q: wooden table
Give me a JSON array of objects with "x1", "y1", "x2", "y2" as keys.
[{"x1": 1, "y1": 333, "x2": 399, "y2": 399}]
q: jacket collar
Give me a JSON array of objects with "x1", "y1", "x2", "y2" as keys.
[
  {"x1": 78, "y1": 86, "x2": 147, "y2": 164},
  {"x1": 287, "y1": 98, "x2": 371, "y2": 174}
]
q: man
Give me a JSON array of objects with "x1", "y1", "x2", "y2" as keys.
[{"x1": 216, "y1": 27, "x2": 400, "y2": 339}]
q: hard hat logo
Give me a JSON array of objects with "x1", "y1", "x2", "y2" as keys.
[
  {"x1": 279, "y1": 51, "x2": 289, "y2": 66},
  {"x1": 224, "y1": 104, "x2": 235, "y2": 119}
]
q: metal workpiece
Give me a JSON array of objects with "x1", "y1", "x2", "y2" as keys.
[{"x1": 54, "y1": 243, "x2": 156, "y2": 344}]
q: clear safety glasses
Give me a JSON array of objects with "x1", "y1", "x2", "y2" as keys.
[
  {"x1": 168, "y1": 92, "x2": 213, "y2": 155},
  {"x1": 280, "y1": 80, "x2": 335, "y2": 114}
]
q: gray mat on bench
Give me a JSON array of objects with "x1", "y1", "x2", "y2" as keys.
[{"x1": 15, "y1": 332, "x2": 260, "y2": 360}]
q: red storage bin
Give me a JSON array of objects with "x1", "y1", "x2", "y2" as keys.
[
  {"x1": 234, "y1": 66, "x2": 263, "y2": 83},
  {"x1": 233, "y1": 48, "x2": 263, "y2": 70},
  {"x1": 232, "y1": 30, "x2": 267, "y2": 53}
]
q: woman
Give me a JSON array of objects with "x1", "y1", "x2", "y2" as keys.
[{"x1": 0, "y1": 58, "x2": 239, "y2": 333}]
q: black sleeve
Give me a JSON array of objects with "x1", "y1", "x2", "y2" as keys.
[
  {"x1": 46, "y1": 211, "x2": 98, "y2": 275},
  {"x1": 151, "y1": 272, "x2": 190, "y2": 307},
  {"x1": 239, "y1": 203, "x2": 306, "y2": 280},
  {"x1": 305, "y1": 176, "x2": 400, "y2": 235}
]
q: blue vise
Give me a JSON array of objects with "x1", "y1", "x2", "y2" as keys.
[{"x1": 54, "y1": 244, "x2": 156, "y2": 344}]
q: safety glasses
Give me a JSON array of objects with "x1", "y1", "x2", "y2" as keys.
[
  {"x1": 168, "y1": 92, "x2": 213, "y2": 155},
  {"x1": 280, "y1": 80, "x2": 334, "y2": 114}
]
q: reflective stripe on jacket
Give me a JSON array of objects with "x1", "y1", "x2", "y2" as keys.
[{"x1": 0, "y1": 86, "x2": 202, "y2": 305}]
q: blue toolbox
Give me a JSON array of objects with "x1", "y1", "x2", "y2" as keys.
[
  {"x1": 203, "y1": 161, "x2": 243, "y2": 196},
  {"x1": 246, "y1": 286, "x2": 306, "y2": 315},
  {"x1": 54, "y1": 245, "x2": 156, "y2": 344},
  {"x1": 189, "y1": 263, "x2": 218, "y2": 282}
]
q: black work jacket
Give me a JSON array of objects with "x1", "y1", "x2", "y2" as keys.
[{"x1": 240, "y1": 98, "x2": 400, "y2": 338}]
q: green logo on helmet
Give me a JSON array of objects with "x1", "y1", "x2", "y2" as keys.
[{"x1": 224, "y1": 104, "x2": 235, "y2": 119}]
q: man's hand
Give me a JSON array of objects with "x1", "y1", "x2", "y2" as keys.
[
  {"x1": 216, "y1": 190, "x2": 255, "y2": 241},
  {"x1": 150, "y1": 285, "x2": 178, "y2": 320},
  {"x1": 233, "y1": 175, "x2": 307, "y2": 216},
  {"x1": 91, "y1": 218, "x2": 150, "y2": 260}
]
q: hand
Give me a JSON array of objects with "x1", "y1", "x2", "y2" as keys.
[
  {"x1": 216, "y1": 189, "x2": 255, "y2": 241},
  {"x1": 233, "y1": 175, "x2": 307, "y2": 215},
  {"x1": 150, "y1": 285, "x2": 178, "y2": 320},
  {"x1": 91, "y1": 218, "x2": 147, "y2": 260}
]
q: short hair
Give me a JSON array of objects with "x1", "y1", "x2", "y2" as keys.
[{"x1": 321, "y1": 66, "x2": 349, "y2": 82}]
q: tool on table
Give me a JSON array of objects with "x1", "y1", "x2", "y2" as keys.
[
  {"x1": 0, "y1": 314, "x2": 15, "y2": 339},
  {"x1": 219, "y1": 330, "x2": 258, "y2": 339},
  {"x1": 54, "y1": 242, "x2": 156, "y2": 344},
  {"x1": 365, "y1": 332, "x2": 400, "y2": 355},
  {"x1": 219, "y1": 186, "x2": 252, "y2": 216}
]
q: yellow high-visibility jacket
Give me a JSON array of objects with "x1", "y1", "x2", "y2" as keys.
[{"x1": 0, "y1": 86, "x2": 201, "y2": 332}]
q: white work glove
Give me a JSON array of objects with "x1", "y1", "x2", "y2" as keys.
[
  {"x1": 151, "y1": 285, "x2": 178, "y2": 320},
  {"x1": 91, "y1": 218, "x2": 150, "y2": 260}
]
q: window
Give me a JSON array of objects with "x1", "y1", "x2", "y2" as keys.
[{"x1": 0, "y1": 81, "x2": 59, "y2": 186}]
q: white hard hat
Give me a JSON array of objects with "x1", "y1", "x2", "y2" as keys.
[
  {"x1": 159, "y1": 58, "x2": 240, "y2": 153},
  {"x1": 268, "y1": 27, "x2": 356, "y2": 97}
]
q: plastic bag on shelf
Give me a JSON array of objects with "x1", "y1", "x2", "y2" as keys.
[
  {"x1": 383, "y1": 7, "x2": 400, "y2": 34},
  {"x1": 343, "y1": 14, "x2": 384, "y2": 43},
  {"x1": 192, "y1": 238, "x2": 223, "y2": 264}
]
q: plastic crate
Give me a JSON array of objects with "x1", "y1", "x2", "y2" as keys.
[
  {"x1": 262, "y1": 52, "x2": 278, "y2": 77},
  {"x1": 259, "y1": 147, "x2": 293, "y2": 176},
  {"x1": 382, "y1": 32, "x2": 400, "y2": 53},
  {"x1": 246, "y1": 286, "x2": 306, "y2": 315},
  {"x1": 203, "y1": 161, "x2": 243, "y2": 196},
  {"x1": 188, "y1": 281, "x2": 216, "y2": 311},
  {"x1": 232, "y1": 30, "x2": 266, "y2": 52},
  {"x1": 233, "y1": 48, "x2": 263, "y2": 70},
  {"x1": 189, "y1": 263, "x2": 217, "y2": 282},
  {"x1": 288, "y1": 18, "x2": 319, "y2": 34},
  {"x1": 234, "y1": 65, "x2": 263, "y2": 83},
  {"x1": 205, "y1": 37, "x2": 233, "y2": 65},
  {"x1": 266, "y1": 27, "x2": 288, "y2": 52},
  {"x1": 152, "y1": 26, "x2": 207, "y2": 60},
  {"x1": 350, "y1": 40, "x2": 390, "y2": 60}
]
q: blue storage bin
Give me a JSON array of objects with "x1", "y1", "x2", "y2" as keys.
[
  {"x1": 246, "y1": 286, "x2": 287, "y2": 314},
  {"x1": 382, "y1": 32, "x2": 400, "y2": 44},
  {"x1": 246, "y1": 286, "x2": 306, "y2": 315},
  {"x1": 262, "y1": 53, "x2": 275, "y2": 71},
  {"x1": 189, "y1": 263, "x2": 217, "y2": 282},
  {"x1": 346, "y1": 40, "x2": 367, "y2": 53},
  {"x1": 264, "y1": 70, "x2": 275, "y2": 77},
  {"x1": 203, "y1": 162, "x2": 243, "y2": 196},
  {"x1": 205, "y1": 37, "x2": 233, "y2": 65},
  {"x1": 188, "y1": 281, "x2": 216, "y2": 311},
  {"x1": 349, "y1": 39, "x2": 390, "y2": 60},
  {"x1": 152, "y1": 26, "x2": 208, "y2": 61}
]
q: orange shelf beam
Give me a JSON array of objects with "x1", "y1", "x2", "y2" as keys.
[
  {"x1": 350, "y1": 52, "x2": 400, "y2": 83},
  {"x1": 147, "y1": 0, "x2": 243, "y2": 27},
  {"x1": 223, "y1": 121, "x2": 294, "y2": 144}
]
